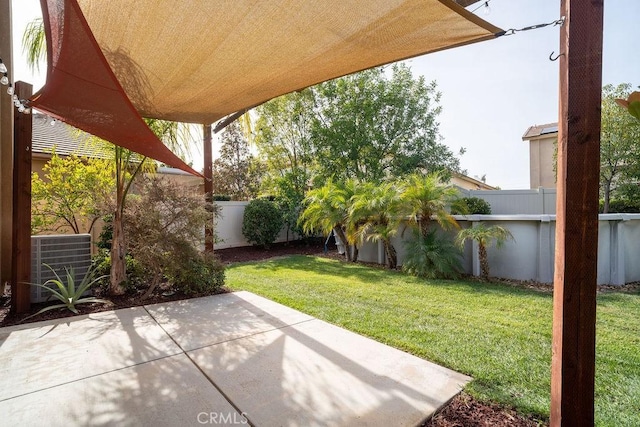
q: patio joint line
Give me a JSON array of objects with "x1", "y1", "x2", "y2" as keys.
[
  {"x1": 142, "y1": 306, "x2": 256, "y2": 427},
  {"x1": 183, "y1": 317, "x2": 317, "y2": 353},
  {"x1": 0, "y1": 353, "x2": 182, "y2": 403}
]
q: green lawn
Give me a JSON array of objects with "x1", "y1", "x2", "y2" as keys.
[{"x1": 227, "y1": 255, "x2": 640, "y2": 426}]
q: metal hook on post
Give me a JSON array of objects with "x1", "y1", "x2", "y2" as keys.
[{"x1": 549, "y1": 51, "x2": 564, "y2": 61}]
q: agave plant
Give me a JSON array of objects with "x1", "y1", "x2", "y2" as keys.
[{"x1": 22, "y1": 264, "x2": 109, "y2": 321}]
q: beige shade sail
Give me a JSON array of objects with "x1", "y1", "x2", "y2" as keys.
[{"x1": 76, "y1": 0, "x2": 502, "y2": 125}]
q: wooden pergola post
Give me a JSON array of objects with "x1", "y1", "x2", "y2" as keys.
[
  {"x1": 551, "y1": 0, "x2": 603, "y2": 425},
  {"x1": 0, "y1": 0, "x2": 13, "y2": 297},
  {"x1": 10, "y1": 82, "x2": 32, "y2": 314},
  {"x1": 203, "y1": 123, "x2": 214, "y2": 252}
]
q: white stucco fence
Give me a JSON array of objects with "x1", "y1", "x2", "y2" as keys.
[
  {"x1": 354, "y1": 214, "x2": 640, "y2": 285},
  {"x1": 460, "y1": 188, "x2": 557, "y2": 215},
  {"x1": 214, "y1": 201, "x2": 298, "y2": 249},
  {"x1": 33, "y1": 200, "x2": 637, "y2": 286},
  {"x1": 214, "y1": 202, "x2": 639, "y2": 285}
]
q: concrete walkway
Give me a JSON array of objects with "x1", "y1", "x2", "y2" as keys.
[{"x1": 0, "y1": 291, "x2": 470, "y2": 426}]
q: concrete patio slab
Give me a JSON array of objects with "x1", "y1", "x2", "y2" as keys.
[
  {"x1": 190, "y1": 318, "x2": 470, "y2": 427},
  {"x1": 0, "y1": 291, "x2": 471, "y2": 426},
  {"x1": 145, "y1": 291, "x2": 313, "y2": 351},
  {"x1": 0, "y1": 354, "x2": 243, "y2": 427},
  {"x1": 0, "y1": 307, "x2": 181, "y2": 400}
]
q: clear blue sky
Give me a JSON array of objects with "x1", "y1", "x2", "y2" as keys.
[{"x1": 10, "y1": 0, "x2": 638, "y2": 189}]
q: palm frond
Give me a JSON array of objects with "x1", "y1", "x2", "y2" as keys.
[{"x1": 22, "y1": 18, "x2": 46, "y2": 72}]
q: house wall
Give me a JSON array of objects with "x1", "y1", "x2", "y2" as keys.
[
  {"x1": 356, "y1": 214, "x2": 640, "y2": 285},
  {"x1": 528, "y1": 135, "x2": 556, "y2": 189}
]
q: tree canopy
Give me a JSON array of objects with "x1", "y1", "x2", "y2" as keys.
[
  {"x1": 211, "y1": 122, "x2": 262, "y2": 200},
  {"x1": 311, "y1": 64, "x2": 459, "y2": 182},
  {"x1": 254, "y1": 63, "x2": 461, "y2": 187},
  {"x1": 31, "y1": 152, "x2": 114, "y2": 234},
  {"x1": 600, "y1": 83, "x2": 640, "y2": 212}
]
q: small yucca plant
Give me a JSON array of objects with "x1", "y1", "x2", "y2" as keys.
[{"x1": 22, "y1": 264, "x2": 109, "y2": 321}]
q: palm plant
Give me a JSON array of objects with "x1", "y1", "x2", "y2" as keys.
[
  {"x1": 299, "y1": 179, "x2": 358, "y2": 261},
  {"x1": 350, "y1": 181, "x2": 402, "y2": 269},
  {"x1": 402, "y1": 229, "x2": 461, "y2": 279},
  {"x1": 22, "y1": 264, "x2": 109, "y2": 321},
  {"x1": 22, "y1": 18, "x2": 47, "y2": 72},
  {"x1": 456, "y1": 223, "x2": 514, "y2": 281},
  {"x1": 399, "y1": 172, "x2": 460, "y2": 237}
]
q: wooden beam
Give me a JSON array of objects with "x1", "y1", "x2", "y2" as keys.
[
  {"x1": 0, "y1": 0, "x2": 13, "y2": 295},
  {"x1": 213, "y1": 109, "x2": 247, "y2": 134},
  {"x1": 11, "y1": 81, "x2": 32, "y2": 314},
  {"x1": 203, "y1": 123, "x2": 214, "y2": 252},
  {"x1": 551, "y1": 1, "x2": 603, "y2": 426}
]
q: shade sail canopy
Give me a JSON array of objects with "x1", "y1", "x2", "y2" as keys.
[
  {"x1": 75, "y1": 0, "x2": 501, "y2": 124},
  {"x1": 29, "y1": 0, "x2": 501, "y2": 174}
]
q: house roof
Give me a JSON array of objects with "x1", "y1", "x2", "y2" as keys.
[
  {"x1": 452, "y1": 172, "x2": 497, "y2": 190},
  {"x1": 522, "y1": 122, "x2": 559, "y2": 140},
  {"x1": 32, "y1": 113, "x2": 111, "y2": 159}
]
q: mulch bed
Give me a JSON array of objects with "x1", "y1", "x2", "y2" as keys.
[
  {"x1": 0, "y1": 240, "x2": 326, "y2": 328},
  {"x1": 0, "y1": 240, "x2": 560, "y2": 426},
  {"x1": 423, "y1": 393, "x2": 547, "y2": 427}
]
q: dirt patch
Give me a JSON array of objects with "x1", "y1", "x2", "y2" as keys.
[{"x1": 423, "y1": 393, "x2": 547, "y2": 427}]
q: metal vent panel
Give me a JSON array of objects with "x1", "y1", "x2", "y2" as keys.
[{"x1": 31, "y1": 234, "x2": 92, "y2": 303}]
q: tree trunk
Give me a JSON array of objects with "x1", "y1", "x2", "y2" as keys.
[
  {"x1": 603, "y1": 181, "x2": 611, "y2": 213},
  {"x1": 109, "y1": 208, "x2": 126, "y2": 295},
  {"x1": 384, "y1": 240, "x2": 397, "y2": 269},
  {"x1": 334, "y1": 227, "x2": 352, "y2": 262},
  {"x1": 141, "y1": 271, "x2": 163, "y2": 300},
  {"x1": 420, "y1": 217, "x2": 430, "y2": 238},
  {"x1": 352, "y1": 244, "x2": 359, "y2": 262},
  {"x1": 479, "y1": 243, "x2": 489, "y2": 281}
]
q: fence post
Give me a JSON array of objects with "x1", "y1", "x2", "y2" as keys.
[
  {"x1": 538, "y1": 216, "x2": 553, "y2": 283},
  {"x1": 470, "y1": 217, "x2": 480, "y2": 277},
  {"x1": 609, "y1": 217, "x2": 625, "y2": 286}
]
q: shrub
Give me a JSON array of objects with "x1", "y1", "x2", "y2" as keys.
[
  {"x1": 91, "y1": 249, "x2": 145, "y2": 293},
  {"x1": 242, "y1": 198, "x2": 284, "y2": 248},
  {"x1": 124, "y1": 177, "x2": 218, "y2": 298},
  {"x1": 168, "y1": 251, "x2": 225, "y2": 295},
  {"x1": 402, "y1": 230, "x2": 462, "y2": 279},
  {"x1": 451, "y1": 197, "x2": 491, "y2": 215},
  {"x1": 211, "y1": 194, "x2": 232, "y2": 201},
  {"x1": 95, "y1": 214, "x2": 113, "y2": 250},
  {"x1": 599, "y1": 199, "x2": 640, "y2": 213}
]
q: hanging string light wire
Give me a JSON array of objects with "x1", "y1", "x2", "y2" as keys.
[
  {"x1": 0, "y1": 56, "x2": 31, "y2": 114},
  {"x1": 471, "y1": 1, "x2": 492, "y2": 15}
]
